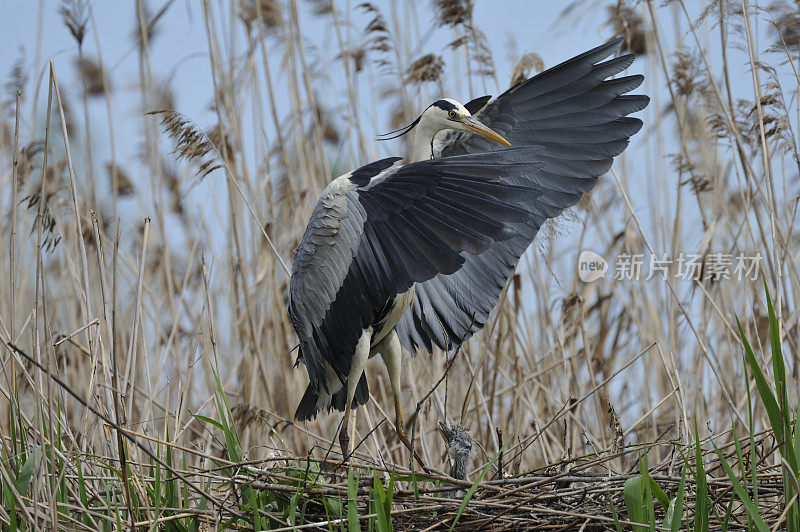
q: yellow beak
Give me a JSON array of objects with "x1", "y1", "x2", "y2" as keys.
[{"x1": 462, "y1": 117, "x2": 512, "y2": 147}]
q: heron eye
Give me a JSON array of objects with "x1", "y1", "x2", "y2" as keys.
[{"x1": 448, "y1": 110, "x2": 456, "y2": 119}]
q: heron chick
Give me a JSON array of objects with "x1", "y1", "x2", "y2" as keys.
[{"x1": 438, "y1": 422, "x2": 476, "y2": 498}]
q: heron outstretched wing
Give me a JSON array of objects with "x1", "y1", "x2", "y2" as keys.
[
  {"x1": 289, "y1": 149, "x2": 549, "y2": 390},
  {"x1": 394, "y1": 36, "x2": 648, "y2": 354}
]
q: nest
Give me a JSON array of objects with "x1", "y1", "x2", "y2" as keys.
[{"x1": 104, "y1": 427, "x2": 788, "y2": 531}]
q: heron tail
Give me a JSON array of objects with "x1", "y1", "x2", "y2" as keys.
[
  {"x1": 295, "y1": 373, "x2": 369, "y2": 421},
  {"x1": 330, "y1": 372, "x2": 369, "y2": 412},
  {"x1": 295, "y1": 383, "x2": 328, "y2": 421}
]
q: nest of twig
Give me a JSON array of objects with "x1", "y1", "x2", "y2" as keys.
[{"x1": 57, "y1": 427, "x2": 783, "y2": 531}]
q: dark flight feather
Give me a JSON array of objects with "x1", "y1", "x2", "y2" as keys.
[{"x1": 395, "y1": 36, "x2": 649, "y2": 355}]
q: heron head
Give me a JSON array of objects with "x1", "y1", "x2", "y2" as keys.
[
  {"x1": 377, "y1": 98, "x2": 511, "y2": 147},
  {"x1": 437, "y1": 421, "x2": 475, "y2": 461},
  {"x1": 423, "y1": 98, "x2": 511, "y2": 146}
]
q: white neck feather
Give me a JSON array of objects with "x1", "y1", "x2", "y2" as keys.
[{"x1": 410, "y1": 113, "x2": 446, "y2": 162}]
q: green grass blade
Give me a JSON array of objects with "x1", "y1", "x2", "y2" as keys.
[
  {"x1": 3, "y1": 471, "x2": 19, "y2": 531},
  {"x1": 373, "y1": 473, "x2": 391, "y2": 532},
  {"x1": 639, "y1": 453, "x2": 655, "y2": 531},
  {"x1": 664, "y1": 498, "x2": 676, "y2": 530},
  {"x1": 209, "y1": 367, "x2": 244, "y2": 464},
  {"x1": 15, "y1": 445, "x2": 38, "y2": 494},
  {"x1": 347, "y1": 467, "x2": 361, "y2": 532},
  {"x1": 368, "y1": 481, "x2": 375, "y2": 532},
  {"x1": 75, "y1": 455, "x2": 91, "y2": 528},
  {"x1": 606, "y1": 488, "x2": 624, "y2": 532},
  {"x1": 663, "y1": 466, "x2": 686, "y2": 532},
  {"x1": 165, "y1": 438, "x2": 179, "y2": 512},
  {"x1": 287, "y1": 492, "x2": 300, "y2": 526},
  {"x1": 392, "y1": 473, "x2": 439, "y2": 483},
  {"x1": 764, "y1": 283, "x2": 787, "y2": 420},
  {"x1": 258, "y1": 415, "x2": 290, "y2": 452},
  {"x1": 694, "y1": 426, "x2": 709, "y2": 532},
  {"x1": 745, "y1": 355, "x2": 759, "y2": 515},
  {"x1": 737, "y1": 316, "x2": 783, "y2": 448},
  {"x1": 765, "y1": 290, "x2": 799, "y2": 532},
  {"x1": 188, "y1": 477, "x2": 211, "y2": 532},
  {"x1": 193, "y1": 414, "x2": 224, "y2": 431},
  {"x1": 765, "y1": 286, "x2": 798, "y2": 469},
  {"x1": 731, "y1": 420, "x2": 754, "y2": 531},
  {"x1": 795, "y1": 398, "x2": 800, "y2": 475},
  {"x1": 713, "y1": 444, "x2": 769, "y2": 532},
  {"x1": 741, "y1": 292, "x2": 800, "y2": 531},
  {"x1": 624, "y1": 474, "x2": 648, "y2": 532},
  {"x1": 387, "y1": 470, "x2": 395, "y2": 508},
  {"x1": 214, "y1": 398, "x2": 243, "y2": 464},
  {"x1": 721, "y1": 495, "x2": 734, "y2": 531},
  {"x1": 154, "y1": 445, "x2": 162, "y2": 523},
  {"x1": 648, "y1": 477, "x2": 670, "y2": 513}
]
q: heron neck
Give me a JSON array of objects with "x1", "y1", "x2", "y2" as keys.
[
  {"x1": 449, "y1": 457, "x2": 470, "y2": 481},
  {"x1": 410, "y1": 117, "x2": 447, "y2": 161}
]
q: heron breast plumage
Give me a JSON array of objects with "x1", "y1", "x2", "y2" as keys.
[{"x1": 371, "y1": 284, "x2": 416, "y2": 349}]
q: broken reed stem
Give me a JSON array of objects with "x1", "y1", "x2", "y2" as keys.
[
  {"x1": 88, "y1": 4, "x2": 120, "y2": 221},
  {"x1": 123, "y1": 217, "x2": 150, "y2": 417},
  {"x1": 9, "y1": 90, "x2": 20, "y2": 427},
  {"x1": 50, "y1": 59, "x2": 94, "y2": 342},
  {"x1": 110, "y1": 221, "x2": 135, "y2": 531},
  {"x1": 10, "y1": 91, "x2": 20, "y2": 345}
]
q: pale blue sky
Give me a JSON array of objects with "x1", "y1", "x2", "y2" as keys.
[{"x1": 2, "y1": 1, "x2": 638, "y2": 174}]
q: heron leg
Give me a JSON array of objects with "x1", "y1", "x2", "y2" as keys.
[
  {"x1": 380, "y1": 330, "x2": 426, "y2": 468},
  {"x1": 339, "y1": 328, "x2": 372, "y2": 461},
  {"x1": 338, "y1": 403, "x2": 352, "y2": 459}
]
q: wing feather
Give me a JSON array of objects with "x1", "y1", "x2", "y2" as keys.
[
  {"x1": 289, "y1": 149, "x2": 552, "y2": 387},
  {"x1": 397, "y1": 36, "x2": 648, "y2": 355}
]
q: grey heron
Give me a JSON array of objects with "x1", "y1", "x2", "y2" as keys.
[{"x1": 288, "y1": 37, "x2": 648, "y2": 462}]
